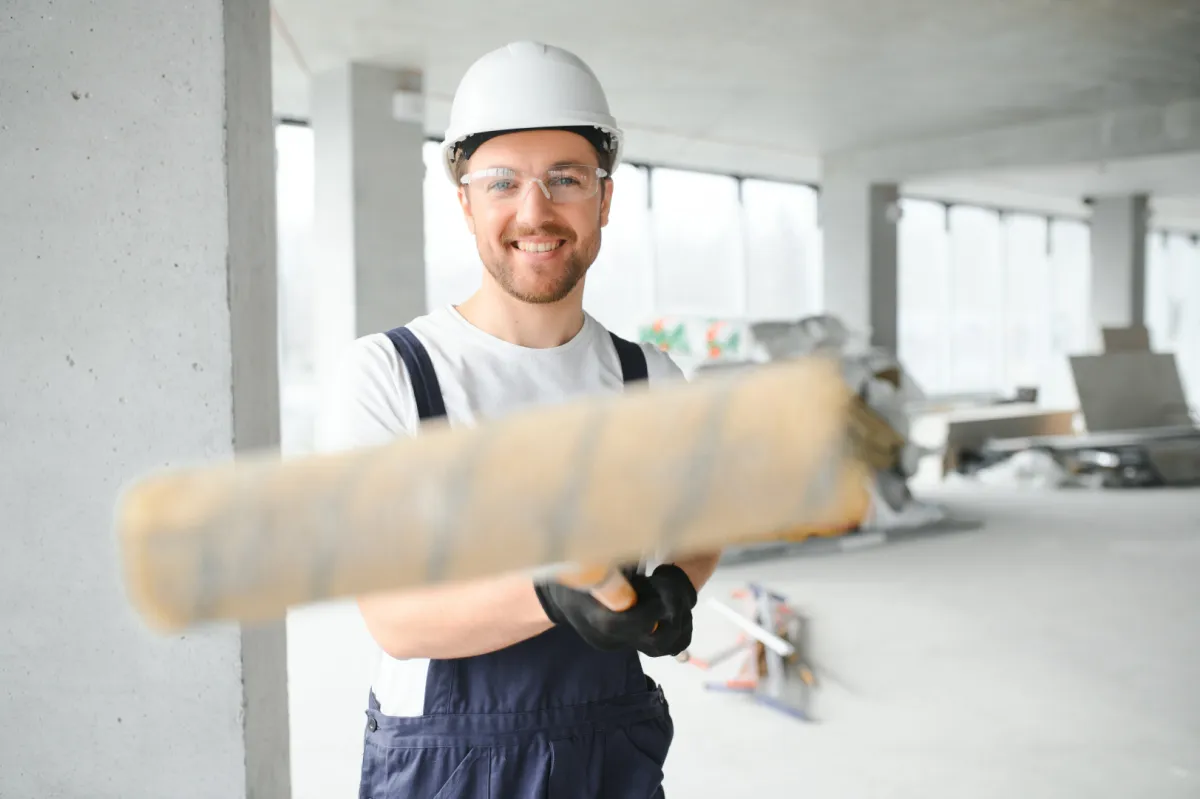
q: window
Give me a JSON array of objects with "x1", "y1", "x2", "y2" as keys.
[
  {"x1": 898, "y1": 203, "x2": 1097, "y2": 405},
  {"x1": 1001, "y1": 213, "x2": 1052, "y2": 394},
  {"x1": 422, "y1": 142, "x2": 481, "y2": 311},
  {"x1": 947, "y1": 205, "x2": 1004, "y2": 393},
  {"x1": 582, "y1": 164, "x2": 654, "y2": 341},
  {"x1": 275, "y1": 123, "x2": 317, "y2": 454},
  {"x1": 649, "y1": 168, "x2": 745, "y2": 318},
  {"x1": 1146, "y1": 232, "x2": 1200, "y2": 409},
  {"x1": 1038, "y1": 219, "x2": 1092, "y2": 409},
  {"x1": 275, "y1": 123, "x2": 316, "y2": 384},
  {"x1": 898, "y1": 199, "x2": 952, "y2": 394},
  {"x1": 740, "y1": 179, "x2": 821, "y2": 320},
  {"x1": 280, "y1": 122, "x2": 1198, "y2": 415}
]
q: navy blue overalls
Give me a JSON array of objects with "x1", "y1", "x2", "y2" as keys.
[{"x1": 358, "y1": 326, "x2": 674, "y2": 799}]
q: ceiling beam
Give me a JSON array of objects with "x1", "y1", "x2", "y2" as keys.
[{"x1": 822, "y1": 99, "x2": 1200, "y2": 182}]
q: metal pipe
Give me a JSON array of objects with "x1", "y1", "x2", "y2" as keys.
[{"x1": 705, "y1": 597, "x2": 795, "y2": 657}]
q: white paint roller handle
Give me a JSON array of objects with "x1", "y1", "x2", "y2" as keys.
[{"x1": 706, "y1": 597, "x2": 795, "y2": 657}]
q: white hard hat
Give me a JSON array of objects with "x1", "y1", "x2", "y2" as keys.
[{"x1": 440, "y1": 41, "x2": 623, "y2": 183}]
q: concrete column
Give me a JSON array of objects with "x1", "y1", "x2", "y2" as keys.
[
  {"x1": 819, "y1": 170, "x2": 901, "y2": 353},
  {"x1": 290, "y1": 62, "x2": 427, "y2": 798},
  {"x1": 0, "y1": 2, "x2": 288, "y2": 798},
  {"x1": 311, "y1": 63, "x2": 426, "y2": 447},
  {"x1": 1089, "y1": 193, "x2": 1149, "y2": 332}
]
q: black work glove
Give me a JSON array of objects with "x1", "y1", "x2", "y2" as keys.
[
  {"x1": 534, "y1": 570, "x2": 668, "y2": 652},
  {"x1": 632, "y1": 564, "x2": 697, "y2": 658}
]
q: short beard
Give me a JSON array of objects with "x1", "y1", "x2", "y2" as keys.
[{"x1": 484, "y1": 225, "x2": 601, "y2": 305}]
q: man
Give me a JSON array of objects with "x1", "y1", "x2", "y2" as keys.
[{"x1": 326, "y1": 41, "x2": 721, "y2": 797}]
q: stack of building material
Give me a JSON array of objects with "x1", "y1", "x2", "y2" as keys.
[{"x1": 977, "y1": 326, "x2": 1200, "y2": 487}]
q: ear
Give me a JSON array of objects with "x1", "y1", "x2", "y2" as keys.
[
  {"x1": 599, "y1": 178, "x2": 614, "y2": 228},
  {"x1": 457, "y1": 186, "x2": 476, "y2": 235}
]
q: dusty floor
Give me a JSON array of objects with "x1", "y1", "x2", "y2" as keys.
[{"x1": 643, "y1": 485, "x2": 1200, "y2": 798}]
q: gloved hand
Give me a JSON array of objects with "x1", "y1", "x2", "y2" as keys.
[
  {"x1": 534, "y1": 569, "x2": 667, "y2": 652},
  {"x1": 631, "y1": 564, "x2": 697, "y2": 658}
]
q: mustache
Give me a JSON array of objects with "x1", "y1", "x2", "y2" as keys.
[{"x1": 502, "y1": 224, "x2": 574, "y2": 243}]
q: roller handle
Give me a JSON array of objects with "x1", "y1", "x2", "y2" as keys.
[
  {"x1": 557, "y1": 565, "x2": 659, "y2": 633},
  {"x1": 587, "y1": 569, "x2": 639, "y2": 611}
]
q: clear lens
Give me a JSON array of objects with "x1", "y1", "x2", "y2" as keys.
[{"x1": 461, "y1": 165, "x2": 606, "y2": 203}]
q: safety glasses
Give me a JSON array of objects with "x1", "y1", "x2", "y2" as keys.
[{"x1": 460, "y1": 164, "x2": 608, "y2": 204}]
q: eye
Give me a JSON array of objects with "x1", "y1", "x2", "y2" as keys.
[
  {"x1": 548, "y1": 175, "x2": 582, "y2": 187},
  {"x1": 487, "y1": 179, "x2": 516, "y2": 192}
]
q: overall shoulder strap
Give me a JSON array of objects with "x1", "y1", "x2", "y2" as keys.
[
  {"x1": 609, "y1": 332, "x2": 649, "y2": 385},
  {"x1": 384, "y1": 326, "x2": 447, "y2": 422}
]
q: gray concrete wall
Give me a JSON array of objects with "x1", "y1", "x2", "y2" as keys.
[
  {"x1": 310, "y1": 62, "x2": 427, "y2": 450},
  {"x1": 0, "y1": 2, "x2": 289, "y2": 796},
  {"x1": 1089, "y1": 194, "x2": 1149, "y2": 333},
  {"x1": 819, "y1": 170, "x2": 900, "y2": 352},
  {"x1": 310, "y1": 62, "x2": 427, "y2": 339}
]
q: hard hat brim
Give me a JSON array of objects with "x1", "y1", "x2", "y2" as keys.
[{"x1": 441, "y1": 120, "x2": 624, "y2": 183}]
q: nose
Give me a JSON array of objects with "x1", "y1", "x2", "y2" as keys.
[{"x1": 515, "y1": 179, "x2": 556, "y2": 226}]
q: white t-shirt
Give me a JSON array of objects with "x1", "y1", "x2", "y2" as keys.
[{"x1": 323, "y1": 304, "x2": 683, "y2": 716}]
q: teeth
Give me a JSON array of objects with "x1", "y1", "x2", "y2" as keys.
[{"x1": 515, "y1": 241, "x2": 562, "y2": 253}]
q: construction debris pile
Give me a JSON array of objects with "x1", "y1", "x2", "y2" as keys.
[{"x1": 933, "y1": 325, "x2": 1200, "y2": 489}]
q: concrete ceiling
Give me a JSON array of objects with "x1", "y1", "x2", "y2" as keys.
[
  {"x1": 973, "y1": 153, "x2": 1200, "y2": 199},
  {"x1": 908, "y1": 152, "x2": 1200, "y2": 230},
  {"x1": 270, "y1": 0, "x2": 1200, "y2": 221}
]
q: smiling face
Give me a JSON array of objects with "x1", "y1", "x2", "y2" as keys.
[{"x1": 457, "y1": 129, "x2": 613, "y2": 305}]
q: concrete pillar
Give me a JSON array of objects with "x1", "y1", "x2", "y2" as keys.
[
  {"x1": 1088, "y1": 193, "x2": 1149, "y2": 332},
  {"x1": 289, "y1": 62, "x2": 427, "y2": 798},
  {"x1": 0, "y1": 2, "x2": 288, "y2": 798},
  {"x1": 311, "y1": 63, "x2": 427, "y2": 448},
  {"x1": 819, "y1": 170, "x2": 901, "y2": 353}
]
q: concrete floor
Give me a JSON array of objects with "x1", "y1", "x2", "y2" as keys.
[
  {"x1": 286, "y1": 485, "x2": 1200, "y2": 798},
  {"x1": 643, "y1": 485, "x2": 1200, "y2": 798}
]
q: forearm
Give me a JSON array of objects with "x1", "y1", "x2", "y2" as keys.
[
  {"x1": 671, "y1": 550, "x2": 722, "y2": 592},
  {"x1": 357, "y1": 572, "x2": 553, "y2": 660}
]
